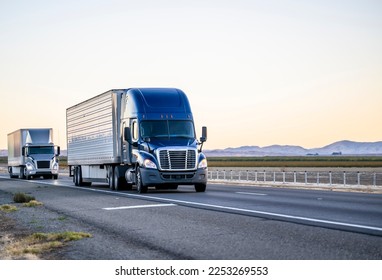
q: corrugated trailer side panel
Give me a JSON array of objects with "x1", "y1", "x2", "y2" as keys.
[
  {"x1": 7, "y1": 129, "x2": 23, "y2": 166},
  {"x1": 66, "y1": 90, "x2": 122, "y2": 165}
]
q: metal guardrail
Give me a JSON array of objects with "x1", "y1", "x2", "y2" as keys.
[
  {"x1": 208, "y1": 170, "x2": 382, "y2": 187},
  {"x1": 1, "y1": 166, "x2": 381, "y2": 188}
]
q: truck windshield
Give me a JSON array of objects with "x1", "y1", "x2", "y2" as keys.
[
  {"x1": 28, "y1": 146, "x2": 54, "y2": 155},
  {"x1": 140, "y1": 120, "x2": 195, "y2": 139}
]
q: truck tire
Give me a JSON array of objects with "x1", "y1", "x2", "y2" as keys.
[
  {"x1": 72, "y1": 168, "x2": 76, "y2": 184},
  {"x1": 74, "y1": 166, "x2": 81, "y2": 186},
  {"x1": 194, "y1": 184, "x2": 206, "y2": 192},
  {"x1": 136, "y1": 167, "x2": 148, "y2": 193},
  {"x1": 9, "y1": 168, "x2": 14, "y2": 178},
  {"x1": 74, "y1": 166, "x2": 91, "y2": 186},
  {"x1": 108, "y1": 166, "x2": 115, "y2": 190},
  {"x1": 8, "y1": 167, "x2": 17, "y2": 178},
  {"x1": 18, "y1": 167, "x2": 26, "y2": 179},
  {"x1": 114, "y1": 166, "x2": 129, "y2": 191}
]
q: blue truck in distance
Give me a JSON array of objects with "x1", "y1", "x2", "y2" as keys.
[{"x1": 66, "y1": 88, "x2": 207, "y2": 193}]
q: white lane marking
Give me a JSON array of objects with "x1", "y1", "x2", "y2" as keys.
[
  {"x1": 103, "y1": 203, "x2": 176, "y2": 211},
  {"x1": 92, "y1": 188, "x2": 382, "y2": 233},
  {"x1": 3, "y1": 175, "x2": 382, "y2": 234},
  {"x1": 236, "y1": 192, "x2": 268, "y2": 196}
]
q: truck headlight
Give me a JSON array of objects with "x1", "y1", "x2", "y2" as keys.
[
  {"x1": 26, "y1": 162, "x2": 35, "y2": 171},
  {"x1": 143, "y1": 159, "x2": 157, "y2": 169},
  {"x1": 198, "y1": 158, "x2": 208, "y2": 169}
]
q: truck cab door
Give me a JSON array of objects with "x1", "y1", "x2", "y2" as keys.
[
  {"x1": 122, "y1": 121, "x2": 131, "y2": 164},
  {"x1": 122, "y1": 119, "x2": 138, "y2": 165}
]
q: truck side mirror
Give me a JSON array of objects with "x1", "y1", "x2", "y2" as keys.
[
  {"x1": 124, "y1": 126, "x2": 139, "y2": 147},
  {"x1": 22, "y1": 147, "x2": 26, "y2": 156},
  {"x1": 56, "y1": 146, "x2": 61, "y2": 156},
  {"x1": 200, "y1": 126, "x2": 207, "y2": 143}
]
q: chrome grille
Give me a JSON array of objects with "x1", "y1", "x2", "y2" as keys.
[{"x1": 158, "y1": 149, "x2": 197, "y2": 170}]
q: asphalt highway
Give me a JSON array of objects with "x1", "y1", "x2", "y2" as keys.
[{"x1": 1, "y1": 175, "x2": 382, "y2": 259}]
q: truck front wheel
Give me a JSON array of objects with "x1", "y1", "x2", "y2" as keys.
[
  {"x1": 18, "y1": 167, "x2": 26, "y2": 179},
  {"x1": 114, "y1": 166, "x2": 130, "y2": 191},
  {"x1": 136, "y1": 167, "x2": 148, "y2": 193}
]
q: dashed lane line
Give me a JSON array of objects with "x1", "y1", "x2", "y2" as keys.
[
  {"x1": 103, "y1": 203, "x2": 176, "y2": 210},
  {"x1": 236, "y1": 192, "x2": 268, "y2": 196}
]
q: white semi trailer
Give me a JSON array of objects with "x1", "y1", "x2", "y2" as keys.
[{"x1": 7, "y1": 128, "x2": 60, "y2": 179}]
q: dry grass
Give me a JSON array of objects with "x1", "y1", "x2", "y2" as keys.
[
  {"x1": 4, "y1": 231, "x2": 92, "y2": 259},
  {"x1": 23, "y1": 200, "x2": 43, "y2": 207},
  {"x1": 0, "y1": 204, "x2": 18, "y2": 212},
  {"x1": 11, "y1": 193, "x2": 43, "y2": 207}
]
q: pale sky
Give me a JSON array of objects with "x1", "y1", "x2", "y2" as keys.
[{"x1": 1, "y1": 0, "x2": 381, "y2": 150}]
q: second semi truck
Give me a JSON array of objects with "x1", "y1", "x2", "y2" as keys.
[
  {"x1": 66, "y1": 88, "x2": 207, "y2": 193},
  {"x1": 8, "y1": 128, "x2": 60, "y2": 179}
]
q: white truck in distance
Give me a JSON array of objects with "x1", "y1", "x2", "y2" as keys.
[{"x1": 7, "y1": 128, "x2": 60, "y2": 179}]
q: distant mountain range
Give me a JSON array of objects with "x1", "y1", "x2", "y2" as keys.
[
  {"x1": 1, "y1": 140, "x2": 382, "y2": 157},
  {"x1": 204, "y1": 140, "x2": 382, "y2": 157}
]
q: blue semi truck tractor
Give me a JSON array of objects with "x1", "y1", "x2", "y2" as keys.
[{"x1": 66, "y1": 88, "x2": 207, "y2": 193}]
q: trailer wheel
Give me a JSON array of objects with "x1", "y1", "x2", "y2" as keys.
[
  {"x1": 74, "y1": 167, "x2": 91, "y2": 186},
  {"x1": 108, "y1": 166, "x2": 115, "y2": 190},
  {"x1": 8, "y1": 167, "x2": 17, "y2": 178},
  {"x1": 73, "y1": 167, "x2": 76, "y2": 184},
  {"x1": 194, "y1": 184, "x2": 206, "y2": 192},
  {"x1": 74, "y1": 166, "x2": 80, "y2": 186},
  {"x1": 136, "y1": 167, "x2": 148, "y2": 193}
]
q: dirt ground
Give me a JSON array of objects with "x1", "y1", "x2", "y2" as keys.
[
  {"x1": 0, "y1": 212, "x2": 65, "y2": 259},
  {"x1": 0, "y1": 213, "x2": 39, "y2": 259},
  {"x1": 0, "y1": 191, "x2": 65, "y2": 260}
]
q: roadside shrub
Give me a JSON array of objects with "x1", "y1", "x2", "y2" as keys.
[
  {"x1": 13, "y1": 192, "x2": 35, "y2": 203},
  {"x1": 23, "y1": 200, "x2": 43, "y2": 207},
  {"x1": 0, "y1": 204, "x2": 18, "y2": 212},
  {"x1": 6, "y1": 231, "x2": 92, "y2": 258}
]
